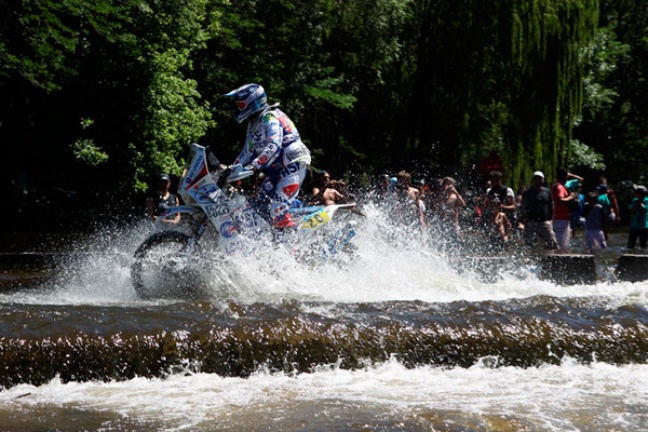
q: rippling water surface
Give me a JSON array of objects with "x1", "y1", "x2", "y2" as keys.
[{"x1": 1, "y1": 205, "x2": 647, "y2": 431}]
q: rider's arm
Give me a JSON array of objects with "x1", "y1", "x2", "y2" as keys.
[
  {"x1": 234, "y1": 123, "x2": 255, "y2": 166},
  {"x1": 251, "y1": 115, "x2": 283, "y2": 170},
  {"x1": 234, "y1": 145, "x2": 253, "y2": 167}
]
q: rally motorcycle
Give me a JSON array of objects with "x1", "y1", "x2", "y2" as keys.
[{"x1": 131, "y1": 143, "x2": 358, "y2": 299}]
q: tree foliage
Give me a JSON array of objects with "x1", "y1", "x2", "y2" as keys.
[
  {"x1": 0, "y1": 0, "x2": 218, "y2": 194},
  {"x1": 1, "y1": 0, "x2": 645, "y2": 229},
  {"x1": 573, "y1": 0, "x2": 648, "y2": 185}
]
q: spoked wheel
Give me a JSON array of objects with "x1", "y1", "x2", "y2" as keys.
[{"x1": 131, "y1": 230, "x2": 207, "y2": 299}]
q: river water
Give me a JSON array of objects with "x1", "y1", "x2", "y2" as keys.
[{"x1": 1, "y1": 205, "x2": 647, "y2": 431}]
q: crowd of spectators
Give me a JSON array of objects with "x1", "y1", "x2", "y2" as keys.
[{"x1": 345, "y1": 167, "x2": 648, "y2": 255}]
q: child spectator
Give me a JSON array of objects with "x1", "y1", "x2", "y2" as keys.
[
  {"x1": 483, "y1": 196, "x2": 512, "y2": 251},
  {"x1": 582, "y1": 191, "x2": 607, "y2": 254},
  {"x1": 568, "y1": 181, "x2": 585, "y2": 238},
  {"x1": 485, "y1": 170, "x2": 517, "y2": 235},
  {"x1": 628, "y1": 185, "x2": 648, "y2": 250},
  {"x1": 368, "y1": 174, "x2": 393, "y2": 204}
]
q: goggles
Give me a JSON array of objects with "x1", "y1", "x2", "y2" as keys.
[{"x1": 234, "y1": 87, "x2": 262, "y2": 111}]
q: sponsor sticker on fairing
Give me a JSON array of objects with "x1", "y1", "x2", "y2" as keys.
[
  {"x1": 218, "y1": 219, "x2": 238, "y2": 238},
  {"x1": 183, "y1": 151, "x2": 207, "y2": 188},
  {"x1": 205, "y1": 203, "x2": 230, "y2": 219},
  {"x1": 193, "y1": 183, "x2": 220, "y2": 203}
]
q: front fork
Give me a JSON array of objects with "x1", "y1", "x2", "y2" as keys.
[{"x1": 183, "y1": 216, "x2": 209, "y2": 254}]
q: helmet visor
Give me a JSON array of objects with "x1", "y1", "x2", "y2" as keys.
[{"x1": 234, "y1": 88, "x2": 261, "y2": 111}]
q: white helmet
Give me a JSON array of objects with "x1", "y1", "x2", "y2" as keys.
[{"x1": 225, "y1": 83, "x2": 268, "y2": 123}]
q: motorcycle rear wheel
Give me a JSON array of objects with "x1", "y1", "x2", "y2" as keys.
[{"x1": 131, "y1": 230, "x2": 205, "y2": 299}]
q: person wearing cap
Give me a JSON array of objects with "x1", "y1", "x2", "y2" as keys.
[
  {"x1": 551, "y1": 167, "x2": 577, "y2": 253},
  {"x1": 627, "y1": 184, "x2": 648, "y2": 249},
  {"x1": 224, "y1": 83, "x2": 311, "y2": 229},
  {"x1": 520, "y1": 171, "x2": 558, "y2": 251},
  {"x1": 146, "y1": 174, "x2": 180, "y2": 225}
]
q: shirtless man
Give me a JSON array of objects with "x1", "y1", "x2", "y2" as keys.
[
  {"x1": 436, "y1": 176, "x2": 465, "y2": 243},
  {"x1": 319, "y1": 180, "x2": 347, "y2": 205},
  {"x1": 392, "y1": 170, "x2": 426, "y2": 229}
]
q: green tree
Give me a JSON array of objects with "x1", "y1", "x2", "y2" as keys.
[
  {"x1": 399, "y1": 0, "x2": 598, "y2": 186},
  {"x1": 197, "y1": 0, "x2": 400, "y2": 175},
  {"x1": 574, "y1": 0, "x2": 648, "y2": 186},
  {"x1": 0, "y1": 0, "x2": 219, "y2": 200}
]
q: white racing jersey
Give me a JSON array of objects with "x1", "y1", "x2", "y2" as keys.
[{"x1": 234, "y1": 107, "x2": 311, "y2": 172}]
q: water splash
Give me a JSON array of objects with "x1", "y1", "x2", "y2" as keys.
[{"x1": 2, "y1": 206, "x2": 648, "y2": 306}]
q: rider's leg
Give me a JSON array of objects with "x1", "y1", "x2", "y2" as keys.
[
  {"x1": 248, "y1": 189, "x2": 272, "y2": 223},
  {"x1": 268, "y1": 162, "x2": 308, "y2": 229}
]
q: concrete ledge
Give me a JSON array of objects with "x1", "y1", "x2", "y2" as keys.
[
  {"x1": 616, "y1": 254, "x2": 648, "y2": 283},
  {"x1": 459, "y1": 255, "x2": 600, "y2": 285},
  {"x1": 0, "y1": 253, "x2": 58, "y2": 269},
  {"x1": 454, "y1": 256, "x2": 522, "y2": 283},
  {"x1": 539, "y1": 254, "x2": 597, "y2": 285},
  {"x1": 0, "y1": 252, "x2": 118, "y2": 269}
]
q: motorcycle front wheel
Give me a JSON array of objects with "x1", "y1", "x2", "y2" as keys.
[{"x1": 131, "y1": 230, "x2": 206, "y2": 299}]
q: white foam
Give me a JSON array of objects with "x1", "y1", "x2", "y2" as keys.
[{"x1": 2, "y1": 358, "x2": 647, "y2": 431}]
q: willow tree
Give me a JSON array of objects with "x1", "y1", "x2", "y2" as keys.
[
  {"x1": 504, "y1": 0, "x2": 599, "y2": 185},
  {"x1": 401, "y1": 0, "x2": 598, "y2": 186}
]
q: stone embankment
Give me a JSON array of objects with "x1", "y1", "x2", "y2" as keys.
[{"x1": 457, "y1": 254, "x2": 648, "y2": 285}]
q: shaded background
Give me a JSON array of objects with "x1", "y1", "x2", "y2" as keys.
[{"x1": 1, "y1": 0, "x2": 646, "y2": 232}]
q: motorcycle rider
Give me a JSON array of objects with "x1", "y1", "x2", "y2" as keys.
[{"x1": 225, "y1": 83, "x2": 311, "y2": 229}]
